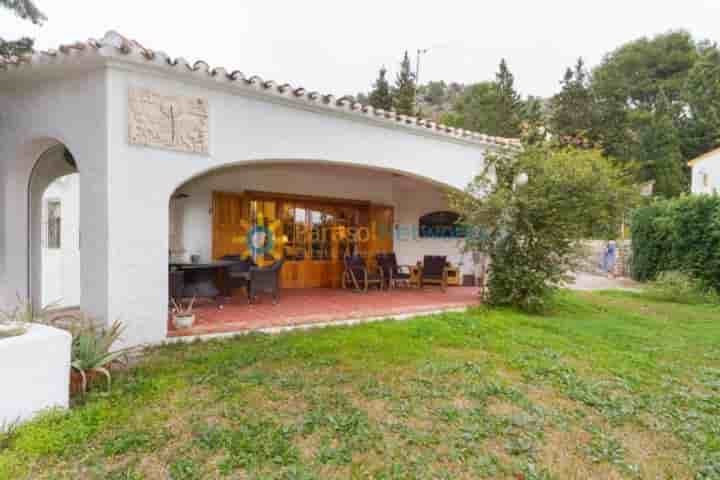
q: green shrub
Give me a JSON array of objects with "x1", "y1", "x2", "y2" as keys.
[
  {"x1": 630, "y1": 195, "x2": 720, "y2": 292},
  {"x1": 644, "y1": 270, "x2": 719, "y2": 304}
]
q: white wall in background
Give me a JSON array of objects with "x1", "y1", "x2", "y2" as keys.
[
  {"x1": 41, "y1": 174, "x2": 80, "y2": 308},
  {"x1": 691, "y1": 150, "x2": 720, "y2": 194}
]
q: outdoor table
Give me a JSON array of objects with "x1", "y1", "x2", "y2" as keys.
[{"x1": 169, "y1": 260, "x2": 237, "y2": 306}]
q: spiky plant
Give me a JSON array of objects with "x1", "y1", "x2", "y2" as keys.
[{"x1": 71, "y1": 319, "x2": 127, "y2": 394}]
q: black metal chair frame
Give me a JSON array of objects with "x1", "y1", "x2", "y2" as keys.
[
  {"x1": 419, "y1": 255, "x2": 449, "y2": 292},
  {"x1": 221, "y1": 255, "x2": 255, "y2": 303},
  {"x1": 376, "y1": 253, "x2": 412, "y2": 290},
  {"x1": 343, "y1": 255, "x2": 384, "y2": 292},
  {"x1": 249, "y1": 258, "x2": 284, "y2": 304}
]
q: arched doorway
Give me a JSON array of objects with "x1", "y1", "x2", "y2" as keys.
[{"x1": 28, "y1": 145, "x2": 81, "y2": 309}]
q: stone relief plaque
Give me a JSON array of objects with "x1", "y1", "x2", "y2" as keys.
[{"x1": 128, "y1": 87, "x2": 209, "y2": 154}]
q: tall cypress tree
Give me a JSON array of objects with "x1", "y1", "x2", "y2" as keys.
[
  {"x1": 368, "y1": 66, "x2": 393, "y2": 111},
  {"x1": 1, "y1": 0, "x2": 46, "y2": 58},
  {"x1": 550, "y1": 57, "x2": 596, "y2": 145},
  {"x1": 493, "y1": 59, "x2": 522, "y2": 137},
  {"x1": 393, "y1": 51, "x2": 416, "y2": 116}
]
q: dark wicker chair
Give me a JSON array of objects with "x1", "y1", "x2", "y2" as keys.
[
  {"x1": 420, "y1": 255, "x2": 448, "y2": 292},
  {"x1": 169, "y1": 269, "x2": 185, "y2": 303},
  {"x1": 343, "y1": 255, "x2": 383, "y2": 292},
  {"x1": 221, "y1": 255, "x2": 255, "y2": 302},
  {"x1": 249, "y1": 258, "x2": 284, "y2": 304},
  {"x1": 376, "y1": 253, "x2": 412, "y2": 289}
]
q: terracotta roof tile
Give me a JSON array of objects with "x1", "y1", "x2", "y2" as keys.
[{"x1": 0, "y1": 31, "x2": 521, "y2": 148}]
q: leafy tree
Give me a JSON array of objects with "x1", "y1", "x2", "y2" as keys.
[
  {"x1": 1, "y1": 0, "x2": 46, "y2": 58},
  {"x1": 449, "y1": 81, "x2": 496, "y2": 131},
  {"x1": 632, "y1": 93, "x2": 686, "y2": 197},
  {"x1": 590, "y1": 31, "x2": 705, "y2": 195},
  {"x1": 393, "y1": 51, "x2": 416, "y2": 116},
  {"x1": 494, "y1": 59, "x2": 522, "y2": 137},
  {"x1": 450, "y1": 146, "x2": 637, "y2": 312},
  {"x1": 593, "y1": 31, "x2": 697, "y2": 111},
  {"x1": 368, "y1": 66, "x2": 392, "y2": 111},
  {"x1": 550, "y1": 58, "x2": 596, "y2": 145},
  {"x1": 448, "y1": 60, "x2": 523, "y2": 137},
  {"x1": 683, "y1": 43, "x2": 720, "y2": 157},
  {"x1": 422, "y1": 80, "x2": 448, "y2": 106},
  {"x1": 520, "y1": 95, "x2": 546, "y2": 145}
]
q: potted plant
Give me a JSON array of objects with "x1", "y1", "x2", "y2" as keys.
[
  {"x1": 171, "y1": 296, "x2": 196, "y2": 329},
  {"x1": 69, "y1": 318, "x2": 128, "y2": 396}
]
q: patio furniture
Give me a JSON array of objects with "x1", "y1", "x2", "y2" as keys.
[
  {"x1": 220, "y1": 255, "x2": 255, "y2": 303},
  {"x1": 419, "y1": 255, "x2": 448, "y2": 292},
  {"x1": 169, "y1": 260, "x2": 235, "y2": 307},
  {"x1": 249, "y1": 258, "x2": 284, "y2": 304},
  {"x1": 376, "y1": 253, "x2": 412, "y2": 289},
  {"x1": 169, "y1": 269, "x2": 185, "y2": 303},
  {"x1": 343, "y1": 255, "x2": 384, "y2": 292}
]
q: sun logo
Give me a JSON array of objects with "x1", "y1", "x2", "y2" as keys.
[{"x1": 231, "y1": 212, "x2": 286, "y2": 266}]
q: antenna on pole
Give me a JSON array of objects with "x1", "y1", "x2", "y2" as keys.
[{"x1": 416, "y1": 47, "x2": 431, "y2": 86}]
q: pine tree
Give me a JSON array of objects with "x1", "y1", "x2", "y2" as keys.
[
  {"x1": 493, "y1": 59, "x2": 522, "y2": 137},
  {"x1": 1, "y1": 0, "x2": 46, "y2": 58},
  {"x1": 635, "y1": 92, "x2": 685, "y2": 197},
  {"x1": 368, "y1": 66, "x2": 393, "y2": 111},
  {"x1": 393, "y1": 51, "x2": 416, "y2": 116},
  {"x1": 550, "y1": 57, "x2": 597, "y2": 145}
]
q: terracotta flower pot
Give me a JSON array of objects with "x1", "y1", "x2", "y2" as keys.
[
  {"x1": 173, "y1": 313, "x2": 195, "y2": 329},
  {"x1": 69, "y1": 368, "x2": 107, "y2": 396}
]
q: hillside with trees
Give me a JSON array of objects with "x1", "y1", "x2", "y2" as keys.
[{"x1": 356, "y1": 30, "x2": 720, "y2": 197}]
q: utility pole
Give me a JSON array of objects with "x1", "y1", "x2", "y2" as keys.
[{"x1": 416, "y1": 47, "x2": 431, "y2": 86}]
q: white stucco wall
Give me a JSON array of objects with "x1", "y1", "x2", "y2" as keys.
[
  {"x1": 1, "y1": 52, "x2": 491, "y2": 348},
  {"x1": 691, "y1": 152, "x2": 720, "y2": 194},
  {"x1": 0, "y1": 65, "x2": 109, "y2": 322},
  {"x1": 102, "y1": 65, "x2": 490, "y2": 347},
  {"x1": 41, "y1": 173, "x2": 80, "y2": 308}
]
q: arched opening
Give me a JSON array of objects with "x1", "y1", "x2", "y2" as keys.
[
  {"x1": 28, "y1": 144, "x2": 81, "y2": 310},
  {"x1": 165, "y1": 160, "x2": 477, "y2": 337}
]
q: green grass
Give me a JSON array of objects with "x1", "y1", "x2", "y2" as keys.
[{"x1": 2, "y1": 290, "x2": 720, "y2": 479}]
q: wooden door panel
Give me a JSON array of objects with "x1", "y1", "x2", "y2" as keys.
[{"x1": 212, "y1": 191, "x2": 248, "y2": 260}]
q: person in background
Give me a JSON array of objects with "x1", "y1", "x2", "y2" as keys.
[{"x1": 600, "y1": 240, "x2": 617, "y2": 278}]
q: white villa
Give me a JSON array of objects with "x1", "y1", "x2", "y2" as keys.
[
  {"x1": 689, "y1": 146, "x2": 720, "y2": 195},
  {"x1": 0, "y1": 31, "x2": 515, "y2": 347}
]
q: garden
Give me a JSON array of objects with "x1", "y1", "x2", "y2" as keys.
[{"x1": 0, "y1": 289, "x2": 719, "y2": 479}]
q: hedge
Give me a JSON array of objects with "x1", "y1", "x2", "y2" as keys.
[{"x1": 630, "y1": 195, "x2": 720, "y2": 290}]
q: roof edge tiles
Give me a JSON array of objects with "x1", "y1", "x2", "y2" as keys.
[{"x1": 0, "y1": 31, "x2": 521, "y2": 148}]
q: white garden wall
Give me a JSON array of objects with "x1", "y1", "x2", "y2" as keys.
[{"x1": 0, "y1": 325, "x2": 71, "y2": 426}]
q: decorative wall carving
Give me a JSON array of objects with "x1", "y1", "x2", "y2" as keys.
[{"x1": 128, "y1": 87, "x2": 209, "y2": 154}]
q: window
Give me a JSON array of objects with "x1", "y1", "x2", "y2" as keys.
[
  {"x1": 418, "y1": 211, "x2": 466, "y2": 238},
  {"x1": 47, "y1": 200, "x2": 62, "y2": 249},
  {"x1": 702, "y1": 172, "x2": 710, "y2": 188}
]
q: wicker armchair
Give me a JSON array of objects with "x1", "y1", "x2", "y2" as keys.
[
  {"x1": 343, "y1": 255, "x2": 383, "y2": 292},
  {"x1": 420, "y1": 255, "x2": 448, "y2": 292},
  {"x1": 249, "y1": 258, "x2": 284, "y2": 304},
  {"x1": 376, "y1": 253, "x2": 412, "y2": 289},
  {"x1": 221, "y1": 255, "x2": 255, "y2": 303}
]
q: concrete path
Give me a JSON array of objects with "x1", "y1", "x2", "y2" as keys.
[{"x1": 568, "y1": 272, "x2": 642, "y2": 291}]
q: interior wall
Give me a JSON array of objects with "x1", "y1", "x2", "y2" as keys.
[
  {"x1": 41, "y1": 173, "x2": 80, "y2": 307},
  {"x1": 171, "y1": 163, "x2": 473, "y2": 273}
]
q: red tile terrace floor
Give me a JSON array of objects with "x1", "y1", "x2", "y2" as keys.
[{"x1": 168, "y1": 287, "x2": 480, "y2": 337}]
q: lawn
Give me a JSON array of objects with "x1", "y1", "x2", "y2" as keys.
[{"x1": 1, "y1": 291, "x2": 719, "y2": 479}]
